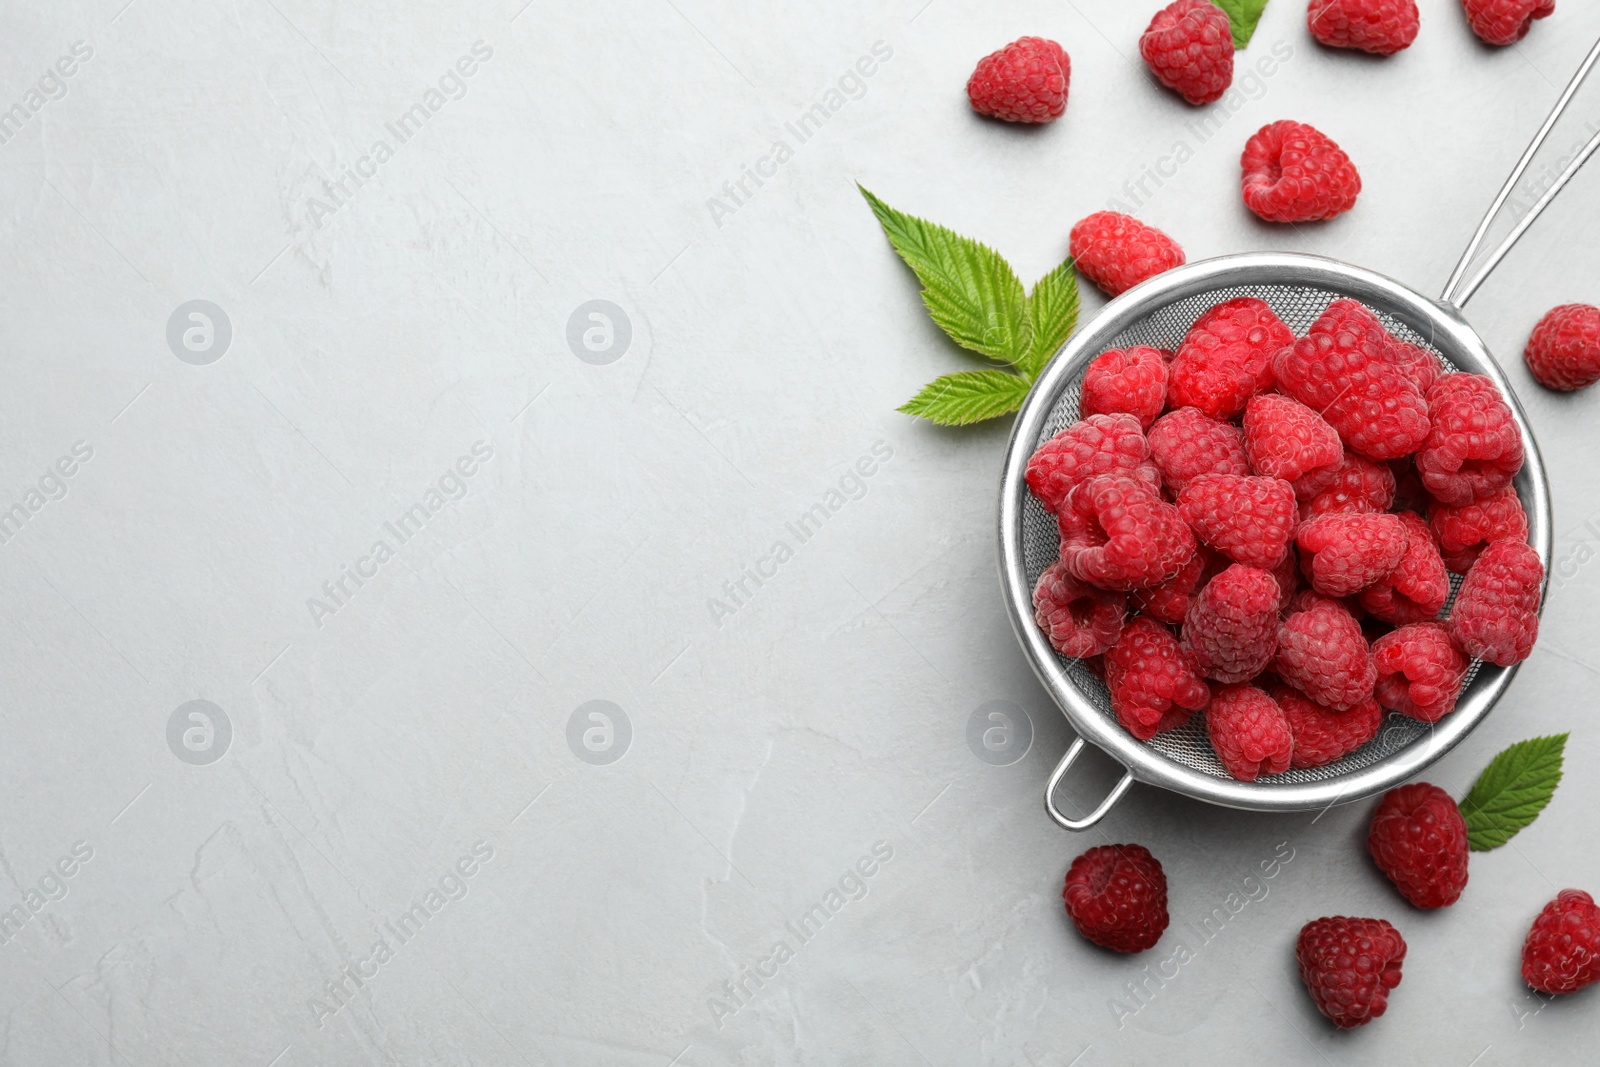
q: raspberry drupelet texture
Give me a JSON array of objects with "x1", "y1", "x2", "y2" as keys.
[
  {"x1": 1147, "y1": 407, "x2": 1251, "y2": 493},
  {"x1": 1428, "y1": 485, "x2": 1529, "y2": 573},
  {"x1": 1297, "y1": 916, "x2": 1407, "y2": 1028},
  {"x1": 1415, "y1": 374, "x2": 1524, "y2": 506},
  {"x1": 1106, "y1": 617, "x2": 1211, "y2": 739},
  {"x1": 1168, "y1": 297, "x2": 1294, "y2": 419},
  {"x1": 1360, "y1": 511, "x2": 1450, "y2": 624},
  {"x1": 1080, "y1": 345, "x2": 1170, "y2": 427},
  {"x1": 1070, "y1": 213, "x2": 1186, "y2": 298},
  {"x1": 1295, "y1": 452, "x2": 1397, "y2": 517},
  {"x1": 1522, "y1": 889, "x2": 1600, "y2": 995},
  {"x1": 967, "y1": 37, "x2": 1071, "y2": 123},
  {"x1": 1274, "y1": 597, "x2": 1376, "y2": 711},
  {"x1": 1273, "y1": 684, "x2": 1382, "y2": 769},
  {"x1": 1241, "y1": 121, "x2": 1362, "y2": 223},
  {"x1": 1449, "y1": 540, "x2": 1543, "y2": 666},
  {"x1": 1033, "y1": 561, "x2": 1126, "y2": 658},
  {"x1": 1243, "y1": 393, "x2": 1344, "y2": 482},
  {"x1": 1177, "y1": 473, "x2": 1299, "y2": 570},
  {"x1": 1524, "y1": 303, "x2": 1600, "y2": 391},
  {"x1": 1206, "y1": 684, "x2": 1293, "y2": 781},
  {"x1": 1367, "y1": 783, "x2": 1471, "y2": 909},
  {"x1": 1462, "y1": 0, "x2": 1555, "y2": 47},
  {"x1": 1270, "y1": 547, "x2": 1302, "y2": 609},
  {"x1": 1139, "y1": 0, "x2": 1235, "y2": 105},
  {"x1": 1133, "y1": 545, "x2": 1220, "y2": 625},
  {"x1": 1026, "y1": 413, "x2": 1160, "y2": 514},
  {"x1": 1309, "y1": 0, "x2": 1421, "y2": 55},
  {"x1": 1388, "y1": 337, "x2": 1444, "y2": 395},
  {"x1": 1184, "y1": 564, "x2": 1282, "y2": 683},
  {"x1": 1296, "y1": 512, "x2": 1409, "y2": 598},
  {"x1": 1063, "y1": 844, "x2": 1169, "y2": 953},
  {"x1": 1372, "y1": 623, "x2": 1468, "y2": 722},
  {"x1": 1058, "y1": 475, "x2": 1197, "y2": 591}
]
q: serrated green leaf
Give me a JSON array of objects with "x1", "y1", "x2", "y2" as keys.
[
  {"x1": 1020, "y1": 258, "x2": 1079, "y2": 381},
  {"x1": 1459, "y1": 734, "x2": 1568, "y2": 852},
  {"x1": 898, "y1": 370, "x2": 1032, "y2": 426},
  {"x1": 860, "y1": 185, "x2": 1029, "y2": 367},
  {"x1": 1212, "y1": 0, "x2": 1271, "y2": 48}
]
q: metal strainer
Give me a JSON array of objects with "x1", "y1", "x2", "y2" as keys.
[{"x1": 999, "y1": 38, "x2": 1600, "y2": 831}]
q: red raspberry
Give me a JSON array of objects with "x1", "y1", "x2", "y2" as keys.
[
  {"x1": 1241, "y1": 121, "x2": 1362, "y2": 223},
  {"x1": 1106, "y1": 617, "x2": 1211, "y2": 739},
  {"x1": 1178, "y1": 473, "x2": 1298, "y2": 570},
  {"x1": 1033, "y1": 560, "x2": 1127, "y2": 657},
  {"x1": 1296, "y1": 916, "x2": 1406, "y2": 1028},
  {"x1": 1147, "y1": 407, "x2": 1250, "y2": 493},
  {"x1": 1388, "y1": 338, "x2": 1444, "y2": 395},
  {"x1": 1169, "y1": 298, "x2": 1295, "y2": 419},
  {"x1": 1139, "y1": 0, "x2": 1235, "y2": 105},
  {"x1": 1368, "y1": 783, "x2": 1470, "y2": 909},
  {"x1": 1183, "y1": 564, "x2": 1281, "y2": 683},
  {"x1": 1297, "y1": 512, "x2": 1408, "y2": 597},
  {"x1": 1360, "y1": 511, "x2": 1449, "y2": 624},
  {"x1": 1273, "y1": 684, "x2": 1381, "y2": 768},
  {"x1": 1206, "y1": 683, "x2": 1293, "y2": 780},
  {"x1": 1243, "y1": 393, "x2": 1343, "y2": 482},
  {"x1": 1524, "y1": 303, "x2": 1600, "y2": 391},
  {"x1": 1271, "y1": 547, "x2": 1301, "y2": 609},
  {"x1": 1133, "y1": 545, "x2": 1222, "y2": 625},
  {"x1": 1415, "y1": 374, "x2": 1524, "y2": 506},
  {"x1": 1428, "y1": 485, "x2": 1529, "y2": 573},
  {"x1": 1027, "y1": 414, "x2": 1160, "y2": 514},
  {"x1": 1274, "y1": 300, "x2": 1430, "y2": 460},
  {"x1": 1522, "y1": 889, "x2": 1600, "y2": 995},
  {"x1": 1372, "y1": 623, "x2": 1468, "y2": 722},
  {"x1": 1058, "y1": 474, "x2": 1197, "y2": 590},
  {"x1": 1070, "y1": 213, "x2": 1186, "y2": 298},
  {"x1": 1462, "y1": 0, "x2": 1555, "y2": 46},
  {"x1": 1273, "y1": 597, "x2": 1375, "y2": 710},
  {"x1": 1080, "y1": 345, "x2": 1169, "y2": 428},
  {"x1": 1309, "y1": 0, "x2": 1421, "y2": 55},
  {"x1": 1062, "y1": 844, "x2": 1169, "y2": 953},
  {"x1": 1449, "y1": 539, "x2": 1542, "y2": 666},
  {"x1": 1294, "y1": 453, "x2": 1396, "y2": 516},
  {"x1": 967, "y1": 37, "x2": 1071, "y2": 124}
]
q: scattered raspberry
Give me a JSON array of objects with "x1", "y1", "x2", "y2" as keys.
[
  {"x1": 1295, "y1": 452, "x2": 1396, "y2": 517},
  {"x1": 967, "y1": 37, "x2": 1071, "y2": 124},
  {"x1": 1133, "y1": 545, "x2": 1222, "y2": 625},
  {"x1": 1139, "y1": 0, "x2": 1235, "y2": 105},
  {"x1": 1206, "y1": 683, "x2": 1293, "y2": 780},
  {"x1": 1063, "y1": 844, "x2": 1169, "y2": 953},
  {"x1": 1027, "y1": 414, "x2": 1160, "y2": 514},
  {"x1": 1428, "y1": 485, "x2": 1529, "y2": 573},
  {"x1": 1033, "y1": 560, "x2": 1127, "y2": 658},
  {"x1": 1106, "y1": 617, "x2": 1211, "y2": 739},
  {"x1": 1296, "y1": 512, "x2": 1409, "y2": 597},
  {"x1": 1241, "y1": 121, "x2": 1362, "y2": 223},
  {"x1": 1169, "y1": 297, "x2": 1294, "y2": 419},
  {"x1": 1183, "y1": 564, "x2": 1281, "y2": 683},
  {"x1": 1177, "y1": 473, "x2": 1299, "y2": 570},
  {"x1": 1274, "y1": 597, "x2": 1376, "y2": 711},
  {"x1": 1309, "y1": 0, "x2": 1421, "y2": 55},
  {"x1": 1273, "y1": 684, "x2": 1381, "y2": 768},
  {"x1": 1297, "y1": 916, "x2": 1406, "y2": 1028},
  {"x1": 1070, "y1": 213, "x2": 1186, "y2": 298},
  {"x1": 1147, "y1": 406, "x2": 1251, "y2": 493},
  {"x1": 1360, "y1": 512, "x2": 1450, "y2": 624},
  {"x1": 1373, "y1": 623, "x2": 1468, "y2": 722},
  {"x1": 1080, "y1": 345, "x2": 1170, "y2": 428},
  {"x1": 1525, "y1": 303, "x2": 1600, "y2": 391},
  {"x1": 1368, "y1": 783, "x2": 1470, "y2": 909},
  {"x1": 1388, "y1": 338, "x2": 1444, "y2": 395},
  {"x1": 1059, "y1": 474, "x2": 1197, "y2": 590},
  {"x1": 1243, "y1": 393, "x2": 1343, "y2": 481},
  {"x1": 1449, "y1": 539, "x2": 1542, "y2": 666},
  {"x1": 1415, "y1": 374, "x2": 1524, "y2": 506},
  {"x1": 1462, "y1": 0, "x2": 1556, "y2": 47},
  {"x1": 1522, "y1": 889, "x2": 1600, "y2": 995}
]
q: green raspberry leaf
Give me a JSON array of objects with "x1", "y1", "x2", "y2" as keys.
[
  {"x1": 1213, "y1": 0, "x2": 1271, "y2": 48},
  {"x1": 1459, "y1": 734, "x2": 1568, "y2": 852},
  {"x1": 860, "y1": 185, "x2": 1030, "y2": 367},
  {"x1": 1020, "y1": 257, "x2": 1079, "y2": 381},
  {"x1": 898, "y1": 370, "x2": 1032, "y2": 426}
]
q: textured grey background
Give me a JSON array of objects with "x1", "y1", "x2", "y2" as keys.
[{"x1": 2, "y1": 0, "x2": 1599, "y2": 1064}]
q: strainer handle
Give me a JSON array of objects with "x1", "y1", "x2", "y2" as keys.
[{"x1": 1043, "y1": 737, "x2": 1135, "y2": 832}]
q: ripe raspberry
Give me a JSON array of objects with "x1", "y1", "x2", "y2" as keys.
[
  {"x1": 1462, "y1": 0, "x2": 1556, "y2": 47},
  {"x1": 1134, "y1": 545, "x2": 1222, "y2": 625},
  {"x1": 1524, "y1": 303, "x2": 1600, "y2": 391},
  {"x1": 1368, "y1": 783, "x2": 1470, "y2": 909},
  {"x1": 1027, "y1": 414, "x2": 1160, "y2": 514},
  {"x1": 1147, "y1": 407, "x2": 1251, "y2": 493},
  {"x1": 1360, "y1": 512, "x2": 1449, "y2": 624},
  {"x1": 1033, "y1": 560, "x2": 1127, "y2": 658},
  {"x1": 1372, "y1": 622, "x2": 1468, "y2": 722},
  {"x1": 1139, "y1": 0, "x2": 1235, "y2": 106},
  {"x1": 1273, "y1": 684, "x2": 1381, "y2": 769},
  {"x1": 1183, "y1": 564, "x2": 1281, "y2": 683},
  {"x1": 1273, "y1": 596, "x2": 1376, "y2": 710},
  {"x1": 1297, "y1": 512, "x2": 1408, "y2": 597},
  {"x1": 1241, "y1": 121, "x2": 1362, "y2": 223},
  {"x1": 1080, "y1": 346, "x2": 1168, "y2": 429},
  {"x1": 1106, "y1": 617, "x2": 1211, "y2": 739},
  {"x1": 1058, "y1": 474, "x2": 1197, "y2": 590},
  {"x1": 1070, "y1": 213, "x2": 1186, "y2": 298},
  {"x1": 1415, "y1": 374, "x2": 1524, "y2": 506},
  {"x1": 1522, "y1": 889, "x2": 1600, "y2": 995},
  {"x1": 1270, "y1": 547, "x2": 1301, "y2": 609},
  {"x1": 1449, "y1": 539, "x2": 1543, "y2": 666},
  {"x1": 1294, "y1": 453, "x2": 1396, "y2": 517},
  {"x1": 1243, "y1": 393, "x2": 1343, "y2": 482},
  {"x1": 1178, "y1": 473, "x2": 1298, "y2": 570},
  {"x1": 1274, "y1": 300, "x2": 1430, "y2": 460},
  {"x1": 1062, "y1": 844, "x2": 1169, "y2": 953},
  {"x1": 1169, "y1": 298, "x2": 1295, "y2": 419},
  {"x1": 1428, "y1": 485, "x2": 1529, "y2": 573},
  {"x1": 1309, "y1": 0, "x2": 1421, "y2": 55},
  {"x1": 1388, "y1": 338, "x2": 1444, "y2": 395},
  {"x1": 1297, "y1": 916, "x2": 1406, "y2": 1028},
  {"x1": 1206, "y1": 684, "x2": 1293, "y2": 780},
  {"x1": 967, "y1": 37, "x2": 1071, "y2": 124}
]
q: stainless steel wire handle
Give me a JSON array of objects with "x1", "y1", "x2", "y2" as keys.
[{"x1": 1044, "y1": 738, "x2": 1135, "y2": 831}]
